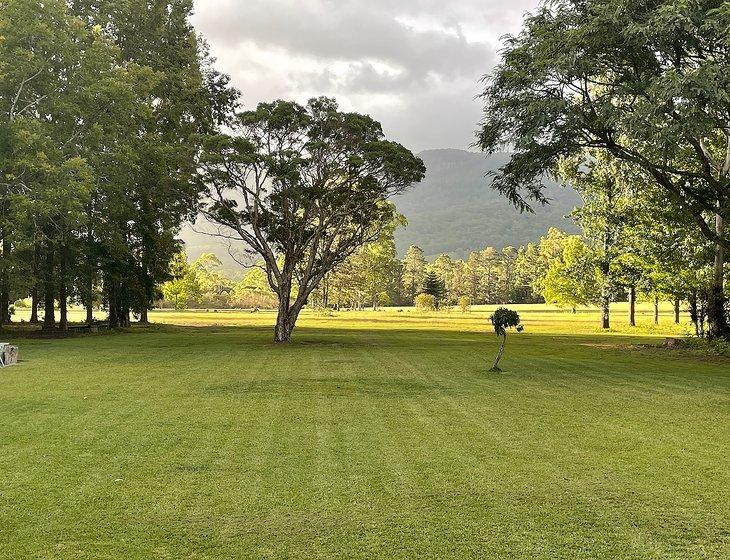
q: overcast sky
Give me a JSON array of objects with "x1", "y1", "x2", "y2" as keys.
[{"x1": 191, "y1": 0, "x2": 540, "y2": 153}]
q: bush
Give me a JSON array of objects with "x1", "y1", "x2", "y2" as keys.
[
  {"x1": 458, "y1": 296, "x2": 471, "y2": 313},
  {"x1": 377, "y1": 292, "x2": 392, "y2": 308},
  {"x1": 13, "y1": 299, "x2": 27, "y2": 309},
  {"x1": 415, "y1": 293, "x2": 436, "y2": 311}
]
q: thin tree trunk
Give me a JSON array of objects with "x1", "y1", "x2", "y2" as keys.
[
  {"x1": 674, "y1": 298, "x2": 680, "y2": 324},
  {"x1": 30, "y1": 286, "x2": 39, "y2": 323},
  {"x1": 0, "y1": 236, "x2": 10, "y2": 324},
  {"x1": 58, "y1": 242, "x2": 68, "y2": 331},
  {"x1": 490, "y1": 334, "x2": 506, "y2": 371},
  {"x1": 42, "y1": 240, "x2": 55, "y2": 332},
  {"x1": 30, "y1": 242, "x2": 40, "y2": 323},
  {"x1": 653, "y1": 296, "x2": 659, "y2": 326},
  {"x1": 707, "y1": 210, "x2": 728, "y2": 339},
  {"x1": 85, "y1": 298, "x2": 93, "y2": 324},
  {"x1": 107, "y1": 276, "x2": 119, "y2": 329},
  {"x1": 628, "y1": 285, "x2": 636, "y2": 326},
  {"x1": 689, "y1": 291, "x2": 700, "y2": 337}
]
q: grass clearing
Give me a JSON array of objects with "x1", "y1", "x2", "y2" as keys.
[{"x1": 1, "y1": 306, "x2": 728, "y2": 559}]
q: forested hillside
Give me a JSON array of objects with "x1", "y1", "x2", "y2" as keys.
[
  {"x1": 181, "y1": 149, "x2": 580, "y2": 265},
  {"x1": 394, "y1": 149, "x2": 579, "y2": 258}
]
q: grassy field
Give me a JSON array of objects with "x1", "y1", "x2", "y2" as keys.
[{"x1": 1, "y1": 305, "x2": 728, "y2": 559}]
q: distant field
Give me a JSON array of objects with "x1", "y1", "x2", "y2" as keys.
[
  {"x1": 1, "y1": 304, "x2": 727, "y2": 559},
  {"x1": 12, "y1": 301, "x2": 693, "y2": 336}
]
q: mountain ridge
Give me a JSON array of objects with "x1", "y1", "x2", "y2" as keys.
[
  {"x1": 179, "y1": 148, "x2": 580, "y2": 268},
  {"x1": 393, "y1": 148, "x2": 579, "y2": 259}
]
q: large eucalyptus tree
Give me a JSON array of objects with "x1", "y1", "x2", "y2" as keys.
[{"x1": 199, "y1": 98, "x2": 425, "y2": 342}]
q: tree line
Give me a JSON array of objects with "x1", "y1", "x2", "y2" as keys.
[
  {"x1": 477, "y1": 0, "x2": 729, "y2": 338},
  {"x1": 159, "y1": 210, "x2": 707, "y2": 336},
  {"x1": 2, "y1": 0, "x2": 728, "y2": 343},
  {"x1": 1, "y1": 1, "x2": 424, "y2": 342},
  {"x1": 0, "y1": 0, "x2": 236, "y2": 331}
]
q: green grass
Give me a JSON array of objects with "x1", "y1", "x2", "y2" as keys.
[{"x1": 0, "y1": 307, "x2": 728, "y2": 559}]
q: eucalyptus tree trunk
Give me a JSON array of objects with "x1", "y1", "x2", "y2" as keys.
[
  {"x1": 30, "y1": 286, "x2": 39, "y2": 324},
  {"x1": 0, "y1": 236, "x2": 10, "y2": 325},
  {"x1": 689, "y1": 291, "x2": 700, "y2": 337},
  {"x1": 274, "y1": 279, "x2": 306, "y2": 343},
  {"x1": 30, "y1": 243, "x2": 40, "y2": 324},
  {"x1": 58, "y1": 242, "x2": 69, "y2": 332},
  {"x1": 42, "y1": 240, "x2": 56, "y2": 332},
  {"x1": 628, "y1": 285, "x2": 636, "y2": 326},
  {"x1": 707, "y1": 211, "x2": 728, "y2": 339},
  {"x1": 599, "y1": 259, "x2": 610, "y2": 330},
  {"x1": 85, "y1": 296, "x2": 94, "y2": 324},
  {"x1": 674, "y1": 298, "x2": 681, "y2": 324}
]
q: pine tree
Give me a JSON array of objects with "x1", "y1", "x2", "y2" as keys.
[{"x1": 422, "y1": 271, "x2": 445, "y2": 307}]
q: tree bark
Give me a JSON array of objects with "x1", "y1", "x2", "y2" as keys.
[
  {"x1": 628, "y1": 285, "x2": 636, "y2": 326},
  {"x1": 674, "y1": 298, "x2": 681, "y2": 324},
  {"x1": 273, "y1": 279, "x2": 312, "y2": 342},
  {"x1": 30, "y1": 242, "x2": 40, "y2": 324},
  {"x1": 58, "y1": 242, "x2": 69, "y2": 331},
  {"x1": 85, "y1": 299, "x2": 93, "y2": 324},
  {"x1": 30, "y1": 286, "x2": 39, "y2": 323},
  {"x1": 42, "y1": 240, "x2": 56, "y2": 332},
  {"x1": 707, "y1": 211, "x2": 728, "y2": 339},
  {"x1": 139, "y1": 306, "x2": 149, "y2": 324},
  {"x1": 653, "y1": 296, "x2": 659, "y2": 326},
  {"x1": 689, "y1": 290, "x2": 700, "y2": 337},
  {"x1": 0, "y1": 236, "x2": 10, "y2": 324},
  {"x1": 490, "y1": 334, "x2": 506, "y2": 371},
  {"x1": 599, "y1": 260, "x2": 610, "y2": 329}
]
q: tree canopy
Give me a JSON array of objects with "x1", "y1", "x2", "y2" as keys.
[
  {"x1": 200, "y1": 97, "x2": 425, "y2": 341},
  {"x1": 478, "y1": 0, "x2": 730, "y2": 337}
]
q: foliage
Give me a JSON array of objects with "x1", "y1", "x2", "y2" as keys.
[
  {"x1": 488, "y1": 307, "x2": 524, "y2": 371},
  {"x1": 200, "y1": 97, "x2": 425, "y2": 341},
  {"x1": 402, "y1": 245, "x2": 426, "y2": 303},
  {"x1": 421, "y1": 271, "x2": 445, "y2": 305},
  {"x1": 0, "y1": 0, "x2": 236, "y2": 330},
  {"x1": 489, "y1": 307, "x2": 523, "y2": 337},
  {"x1": 458, "y1": 296, "x2": 471, "y2": 313},
  {"x1": 414, "y1": 293, "x2": 436, "y2": 311},
  {"x1": 542, "y1": 236, "x2": 599, "y2": 311},
  {"x1": 477, "y1": 0, "x2": 730, "y2": 337}
]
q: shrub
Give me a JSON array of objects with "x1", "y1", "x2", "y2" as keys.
[
  {"x1": 488, "y1": 307, "x2": 524, "y2": 372},
  {"x1": 415, "y1": 293, "x2": 436, "y2": 311},
  {"x1": 458, "y1": 296, "x2": 471, "y2": 313},
  {"x1": 377, "y1": 292, "x2": 392, "y2": 308},
  {"x1": 13, "y1": 299, "x2": 27, "y2": 309}
]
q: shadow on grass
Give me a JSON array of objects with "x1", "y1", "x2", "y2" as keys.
[{"x1": 4, "y1": 321, "x2": 728, "y2": 369}]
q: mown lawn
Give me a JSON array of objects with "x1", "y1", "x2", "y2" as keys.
[{"x1": 0, "y1": 308, "x2": 728, "y2": 559}]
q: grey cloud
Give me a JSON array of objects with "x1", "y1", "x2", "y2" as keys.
[{"x1": 192, "y1": 0, "x2": 540, "y2": 151}]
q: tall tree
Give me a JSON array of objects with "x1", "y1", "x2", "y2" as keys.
[
  {"x1": 402, "y1": 245, "x2": 427, "y2": 304},
  {"x1": 542, "y1": 235, "x2": 599, "y2": 312},
  {"x1": 421, "y1": 270, "x2": 446, "y2": 307},
  {"x1": 560, "y1": 151, "x2": 639, "y2": 329},
  {"x1": 70, "y1": 0, "x2": 237, "y2": 327},
  {"x1": 478, "y1": 0, "x2": 730, "y2": 338},
  {"x1": 200, "y1": 98, "x2": 425, "y2": 342}
]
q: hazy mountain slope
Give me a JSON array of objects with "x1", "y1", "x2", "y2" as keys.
[
  {"x1": 393, "y1": 149, "x2": 580, "y2": 258},
  {"x1": 180, "y1": 149, "x2": 581, "y2": 268}
]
